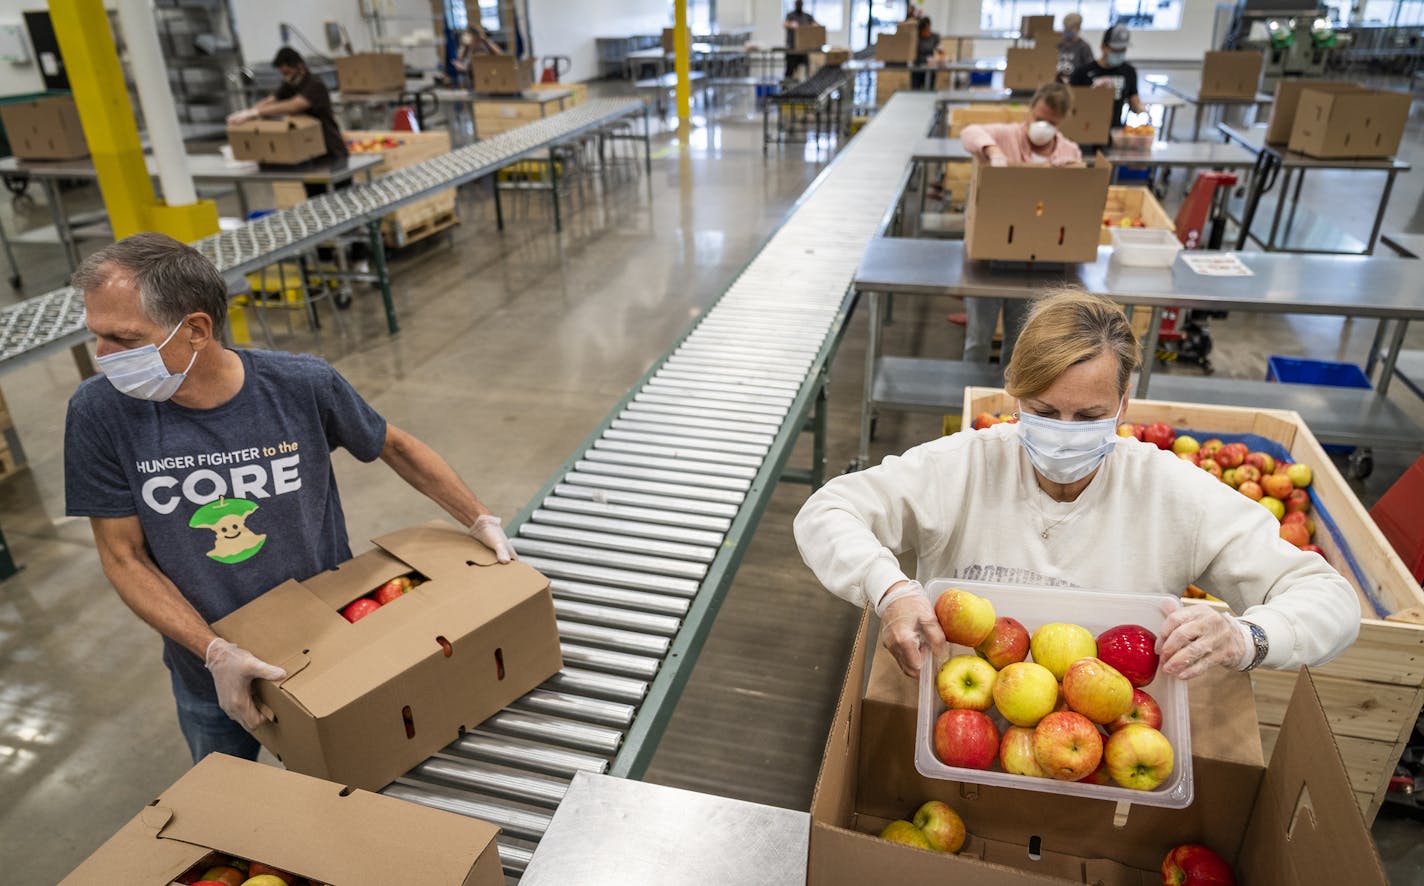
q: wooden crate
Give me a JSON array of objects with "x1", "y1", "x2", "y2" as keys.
[
  {"x1": 962, "y1": 388, "x2": 1424, "y2": 822},
  {"x1": 948, "y1": 103, "x2": 1026, "y2": 137},
  {"x1": 382, "y1": 189, "x2": 458, "y2": 248},
  {"x1": 1100, "y1": 185, "x2": 1175, "y2": 246},
  {"x1": 875, "y1": 70, "x2": 911, "y2": 106}
]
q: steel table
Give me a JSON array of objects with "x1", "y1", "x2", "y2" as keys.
[
  {"x1": 936, "y1": 87, "x2": 1186, "y2": 139},
  {"x1": 1146, "y1": 74, "x2": 1273, "y2": 141},
  {"x1": 850, "y1": 237, "x2": 1424, "y2": 467},
  {"x1": 434, "y1": 87, "x2": 575, "y2": 144},
  {"x1": 1219, "y1": 123, "x2": 1411, "y2": 255},
  {"x1": 520, "y1": 773, "x2": 808, "y2": 885}
]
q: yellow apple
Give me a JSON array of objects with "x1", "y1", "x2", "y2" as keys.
[
  {"x1": 936, "y1": 655, "x2": 998, "y2": 712},
  {"x1": 934, "y1": 589, "x2": 996, "y2": 647},
  {"x1": 992, "y1": 661, "x2": 1058, "y2": 727},
  {"x1": 880, "y1": 819, "x2": 933, "y2": 849},
  {"x1": 1104, "y1": 723, "x2": 1174, "y2": 790},
  {"x1": 912, "y1": 800, "x2": 966, "y2": 853},
  {"x1": 1029, "y1": 622, "x2": 1096, "y2": 681},
  {"x1": 1061, "y1": 657, "x2": 1134, "y2": 725}
]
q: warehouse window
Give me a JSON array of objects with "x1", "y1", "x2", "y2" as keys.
[
  {"x1": 981, "y1": 1, "x2": 1185, "y2": 32},
  {"x1": 849, "y1": 0, "x2": 911, "y2": 50},
  {"x1": 1360, "y1": 0, "x2": 1424, "y2": 25},
  {"x1": 784, "y1": 0, "x2": 845, "y2": 32},
  {"x1": 447, "y1": 2, "x2": 501, "y2": 31}
]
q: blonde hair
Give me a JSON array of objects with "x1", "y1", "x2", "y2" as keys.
[
  {"x1": 1063, "y1": 13, "x2": 1083, "y2": 30},
  {"x1": 1004, "y1": 289, "x2": 1142, "y2": 399},
  {"x1": 1031, "y1": 81, "x2": 1073, "y2": 116}
]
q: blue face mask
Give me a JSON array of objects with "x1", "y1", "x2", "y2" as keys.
[
  {"x1": 1107, "y1": 51, "x2": 1127, "y2": 67},
  {"x1": 1064, "y1": 29, "x2": 1078, "y2": 40},
  {"x1": 1015, "y1": 403, "x2": 1123, "y2": 484},
  {"x1": 96, "y1": 321, "x2": 196, "y2": 402}
]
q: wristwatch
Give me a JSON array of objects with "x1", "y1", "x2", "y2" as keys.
[{"x1": 1239, "y1": 620, "x2": 1269, "y2": 671}]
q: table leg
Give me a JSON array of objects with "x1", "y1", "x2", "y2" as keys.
[
  {"x1": 235, "y1": 182, "x2": 250, "y2": 221},
  {"x1": 1366, "y1": 319, "x2": 1389, "y2": 376},
  {"x1": 856, "y1": 290, "x2": 881, "y2": 471},
  {"x1": 548, "y1": 148, "x2": 562, "y2": 234},
  {"x1": 0, "y1": 213, "x2": 20, "y2": 288},
  {"x1": 1265, "y1": 166, "x2": 1290, "y2": 251},
  {"x1": 1282, "y1": 166, "x2": 1305, "y2": 239},
  {"x1": 642, "y1": 106, "x2": 653, "y2": 180},
  {"x1": 1193, "y1": 104, "x2": 1203, "y2": 142},
  {"x1": 1365, "y1": 169, "x2": 1397, "y2": 256},
  {"x1": 367, "y1": 220, "x2": 398, "y2": 335},
  {"x1": 1234, "y1": 153, "x2": 1271, "y2": 251},
  {"x1": 43, "y1": 179, "x2": 79, "y2": 272},
  {"x1": 1377, "y1": 319, "x2": 1408, "y2": 397},
  {"x1": 492, "y1": 175, "x2": 504, "y2": 231},
  {"x1": 811, "y1": 377, "x2": 827, "y2": 489},
  {"x1": 1134, "y1": 307, "x2": 1163, "y2": 399}
]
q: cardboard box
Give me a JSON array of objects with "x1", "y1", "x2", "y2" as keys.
[
  {"x1": 214, "y1": 521, "x2": 562, "y2": 792},
  {"x1": 1287, "y1": 87, "x2": 1410, "y2": 159},
  {"x1": 1003, "y1": 46, "x2": 1058, "y2": 93},
  {"x1": 0, "y1": 95, "x2": 88, "y2": 160},
  {"x1": 1265, "y1": 78, "x2": 1360, "y2": 144},
  {"x1": 948, "y1": 103, "x2": 1025, "y2": 137},
  {"x1": 471, "y1": 55, "x2": 535, "y2": 95},
  {"x1": 226, "y1": 115, "x2": 324, "y2": 165},
  {"x1": 60, "y1": 754, "x2": 502, "y2": 886},
  {"x1": 1060, "y1": 85, "x2": 1113, "y2": 145},
  {"x1": 661, "y1": 26, "x2": 691, "y2": 54},
  {"x1": 876, "y1": 28, "x2": 917, "y2": 63},
  {"x1": 1020, "y1": 14, "x2": 1056, "y2": 39},
  {"x1": 964, "y1": 162, "x2": 1111, "y2": 264},
  {"x1": 1100, "y1": 185, "x2": 1174, "y2": 246},
  {"x1": 876, "y1": 69, "x2": 912, "y2": 105},
  {"x1": 807, "y1": 614, "x2": 1386, "y2": 886},
  {"x1": 794, "y1": 23, "x2": 827, "y2": 51},
  {"x1": 1198, "y1": 50, "x2": 1264, "y2": 99},
  {"x1": 335, "y1": 52, "x2": 406, "y2": 94}
]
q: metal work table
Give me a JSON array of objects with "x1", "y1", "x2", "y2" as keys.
[
  {"x1": 936, "y1": 86, "x2": 1186, "y2": 139},
  {"x1": 434, "y1": 87, "x2": 575, "y2": 144},
  {"x1": 1146, "y1": 74, "x2": 1273, "y2": 141},
  {"x1": 331, "y1": 80, "x2": 441, "y2": 130},
  {"x1": 1219, "y1": 123, "x2": 1411, "y2": 255},
  {"x1": 520, "y1": 773, "x2": 808, "y2": 885},
  {"x1": 851, "y1": 237, "x2": 1424, "y2": 465}
]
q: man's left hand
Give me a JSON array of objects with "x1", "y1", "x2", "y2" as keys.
[{"x1": 470, "y1": 514, "x2": 516, "y2": 563}]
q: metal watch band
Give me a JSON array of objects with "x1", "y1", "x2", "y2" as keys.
[{"x1": 1240, "y1": 620, "x2": 1269, "y2": 671}]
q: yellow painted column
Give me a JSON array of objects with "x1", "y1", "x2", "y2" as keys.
[{"x1": 673, "y1": 0, "x2": 691, "y2": 123}]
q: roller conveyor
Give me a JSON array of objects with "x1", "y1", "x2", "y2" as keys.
[{"x1": 379, "y1": 92, "x2": 939, "y2": 879}]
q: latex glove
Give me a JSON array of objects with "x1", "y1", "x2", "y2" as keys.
[
  {"x1": 226, "y1": 108, "x2": 258, "y2": 125},
  {"x1": 876, "y1": 580, "x2": 947, "y2": 679},
  {"x1": 205, "y1": 638, "x2": 286, "y2": 730},
  {"x1": 469, "y1": 514, "x2": 516, "y2": 563},
  {"x1": 1093, "y1": 78, "x2": 1115, "y2": 90},
  {"x1": 987, "y1": 149, "x2": 1008, "y2": 168},
  {"x1": 1156, "y1": 605, "x2": 1250, "y2": 681}
]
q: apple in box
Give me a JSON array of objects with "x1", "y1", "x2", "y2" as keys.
[
  {"x1": 913, "y1": 800, "x2": 967, "y2": 853},
  {"x1": 1162, "y1": 843, "x2": 1237, "y2": 885},
  {"x1": 975, "y1": 616, "x2": 1029, "y2": 668},
  {"x1": 936, "y1": 655, "x2": 997, "y2": 712},
  {"x1": 1095, "y1": 623, "x2": 1159, "y2": 687}
]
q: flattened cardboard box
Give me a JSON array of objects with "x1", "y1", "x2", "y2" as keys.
[
  {"x1": 1266, "y1": 78, "x2": 1360, "y2": 144},
  {"x1": 60, "y1": 753, "x2": 502, "y2": 886},
  {"x1": 1003, "y1": 46, "x2": 1058, "y2": 93},
  {"x1": 794, "y1": 24, "x2": 828, "y2": 52},
  {"x1": 1198, "y1": 50, "x2": 1264, "y2": 99},
  {"x1": 964, "y1": 162, "x2": 1111, "y2": 264},
  {"x1": 0, "y1": 95, "x2": 88, "y2": 160},
  {"x1": 215, "y1": 521, "x2": 562, "y2": 792},
  {"x1": 1060, "y1": 85, "x2": 1113, "y2": 145},
  {"x1": 807, "y1": 614, "x2": 1386, "y2": 886},
  {"x1": 227, "y1": 115, "x2": 324, "y2": 165},
  {"x1": 336, "y1": 52, "x2": 406, "y2": 94},
  {"x1": 472, "y1": 56, "x2": 535, "y2": 95},
  {"x1": 1288, "y1": 87, "x2": 1410, "y2": 159}
]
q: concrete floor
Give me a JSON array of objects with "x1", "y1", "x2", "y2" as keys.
[{"x1": 1, "y1": 83, "x2": 1422, "y2": 883}]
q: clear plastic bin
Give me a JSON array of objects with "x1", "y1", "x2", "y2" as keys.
[
  {"x1": 1109, "y1": 227, "x2": 1183, "y2": 268},
  {"x1": 916, "y1": 578, "x2": 1194, "y2": 809},
  {"x1": 1110, "y1": 128, "x2": 1155, "y2": 153}
]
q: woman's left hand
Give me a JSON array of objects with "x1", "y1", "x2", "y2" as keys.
[{"x1": 1157, "y1": 605, "x2": 1248, "y2": 680}]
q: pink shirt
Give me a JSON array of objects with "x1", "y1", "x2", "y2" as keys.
[{"x1": 961, "y1": 122, "x2": 1082, "y2": 166}]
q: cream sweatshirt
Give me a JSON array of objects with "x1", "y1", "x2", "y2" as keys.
[{"x1": 793, "y1": 423, "x2": 1361, "y2": 670}]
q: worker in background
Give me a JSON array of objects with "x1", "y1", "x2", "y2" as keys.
[
  {"x1": 1069, "y1": 23, "x2": 1146, "y2": 127},
  {"x1": 784, "y1": 0, "x2": 817, "y2": 81},
  {"x1": 910, "y1": 16, "x2": 943, "y2": 90},
  {"x1": 794, "y1": 290, "x2": 1361, "y2": 680},
  {"x1": 453, "y1": 23, "x2": 505, "y2": 87},
  {"x1": 958, "y1": 82, "x2": 1082, "y2": 368},
  {"x1": 1056, "y1": 13, "x2": 1094, "y2": 82},
  {"x1": 65, "y1": 233, "x2": 517, "y2": 764}
]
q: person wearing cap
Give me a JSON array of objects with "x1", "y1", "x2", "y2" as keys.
[
  {"x1": 1069, "y1": 23, "x2": 1146, "y2": 127},
  {"x1": 958, "y1": 83, "x2": 1082, "y2": 367},
  {"x1": 1056, "y1": 13, "x2": 1094, "y2": 82}
]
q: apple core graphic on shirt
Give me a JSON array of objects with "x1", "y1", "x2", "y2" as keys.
[{"x1": 188, "y1": 497, "x2": 268, "y2": 564}]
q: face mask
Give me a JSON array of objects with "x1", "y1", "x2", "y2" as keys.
[
  {"x1": 1015, "y1": 402, "x2": 1123, "y2": 484},
  {"x1": 1064, "y1": 29, "x2": 1078, "y2": 40},
  {"x1": 1107, "y1": 51, "x2": 1126, "y2": 67},
  {"x1": 1027, "y1": 120, "x2": 1057, "y2": 147},
  {"x1": 96, "y1": 321, "x2": 196, "y2": 402}
]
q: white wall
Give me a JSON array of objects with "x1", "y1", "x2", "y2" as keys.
[
  {"x1": 0, "y1": 1, "x2": 61, "y2": 95},
  {"x1": 529, "y1": 0, "x2": 668, "y2": 83},
  {"x1": 233, "y1": 0, "x2": 439, "y2": 72}
]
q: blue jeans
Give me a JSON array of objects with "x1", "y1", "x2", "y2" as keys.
[{"x1": 171, "y1": 670, "x2": 261, "y2": 764}]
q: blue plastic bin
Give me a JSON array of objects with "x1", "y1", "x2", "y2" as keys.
[
  {"x1": 969, "y1": 71, "x2": 993, "y2": 86},
  {"x1": 1266, "y1": 356, "x2": 1371, "y2": 453}
]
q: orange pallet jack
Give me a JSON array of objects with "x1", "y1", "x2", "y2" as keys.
[{"x1": 1149, "y1": 172, "x2": 1240, "y2": 375}]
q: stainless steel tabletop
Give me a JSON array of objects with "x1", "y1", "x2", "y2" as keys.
[
  {"x1": 854, "y1": 238, "x2": 1424, "y2": 319},
  {"x1": 936, "y1": 88, "x2": 1024, "y2": 105},
  {"x1": 911, "y1": 136, "x2": 971, "y2": 162},
  {"x1": 434, "y1": 87, "x2": 574, "y2": 104},
  {"x1": 1101, "y1": 140, "x2": 1258, "y2": 169},
  {"x1": 520, "y1": 773, "x2": 809, "y2": 885},
  {"x1": 1218, "y1": 123, "x2": 1412, "y2": 172},
  {"x1": 1147, "y1": 74, "x2": 1273, "y2": 106},
  {"x1": 1382, "y1": 232, "x2": 1424, "y2": 257},
  {"x1": 0, "y1": 152, "x2": 383, "y2": 184}
]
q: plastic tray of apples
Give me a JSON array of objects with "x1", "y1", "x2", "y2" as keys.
[{"x1": 916, "y1": 578, "x2": 1194, "y2": 809}]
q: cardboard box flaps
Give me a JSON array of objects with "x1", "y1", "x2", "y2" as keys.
[
  {"x1": 214, "y1": 521, "x2": 562, "y2": 792},
  {"x1": 0, "y1": 95, "x2": 88, "y2": 160},
  {"x1": 1060, "y1": 86, "x2": 1113, "y2": 145},
  {"x1": 226, "y1": 115, "x2": 324, "y2": 165},
  {"x1": 964, "y1": 162, "x2": 1111, "y2": 264},
  {"x1": 471, "y1": 55, "x2": 535, "y2": 94},
  {"x1": 1003, "y1": 46, "x2": 1058, "y2": 93},
  {"x1": 1287, "y1": 87, "x2": 1410, "y2": 158},
  {"x1": 1198, "y1": 50, "x2": 1264, "y2": 99},
  {"x1": 1020, "y1": 15, "x2": 1056, "y2": 39},
  {"x1": 59, "y1": 754, "x2": 502, "y2": 886},
  {"x1": 335, "y1": 52, "x2": 406, "y2": 93}
]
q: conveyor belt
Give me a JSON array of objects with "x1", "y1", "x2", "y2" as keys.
[
  {"x1": 380, "y1": 91, "x2": 937, "y2": 881},
  {"x1": 0, "y1": 99, "x2": 648, "y2": 374}
]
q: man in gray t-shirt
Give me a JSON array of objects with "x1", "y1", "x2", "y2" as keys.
[
  {"x1": 64, "y1": 233, "x2": 515, "y2": 764},
  {"x1": 1056, "y1": 13, "x2": 1094, "y2": 82}
]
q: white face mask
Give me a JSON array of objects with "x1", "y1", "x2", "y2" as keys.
[
  {"x1": 1015, "y1": 402, "x2": 1123, "y2": 484},
  {"x1": 1027, "y1": 120, "x2": 1057, "y2": 147},
  {"x1": 96, "y1": 321, "x2": 197, "y2": 402}
]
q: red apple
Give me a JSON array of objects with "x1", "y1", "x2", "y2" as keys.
[
  {"x1": 1284, "y1": 488, "x2": 1311, "y2": 514},
  {"x1": 1243, "y1": 451, "x2": 1275, "y2": 474},
  {"x1": 1199, "y1": 438, "x2": 1224, "y2": 456},
  {"x1": 1142, "y1": 422, "x2": 1176, "y2": 450},
  {"x1": 976, "y1": 616, "x2": 1030, "y2": 669},
  {"x1": 1078, "y1": 760, "x2": 1113, "y2": 785},
  {"x1": 1237, "y1": 480, "x2": 1263, "y2": 501},
  {"x1": 1108, "y1": 687, "x2": 1163, "y2": 732},
  {"x1": 1233, "y1": 464, "x2": 1260, "y2": 485},
  {"x1": 933, "y1": 709, "x2": 1000, "y2": 770},
  {"x1": 1000, "y1": 725, "x2": 1049, "y2": 777},
  {"x1": 1095, "y1": 624, "x2": 1160, "y2": 688},
  {"x1": 1198, "y1": 458, "x2": 1221, "y2": 480},
  {"x1": 1282, "y1": 511, "x2": 1315, "y2": 534},
  {"x1": 1301, "y1": 543, "x2": 1326, "y2": 558},
  {"x1": 341, "y1": 597, "x2": 382, "y2": 623},
  {"x1": 1214, "y1": 442, "x2": 1247, "y2": 469},
  {"x1": 1261, "y1": 472, "x2": 1294, "y2": 501},
  {"x1": 973, "y1": 412, "x2": 1000, "y2": 430},
  {"x1": 1161, "y1": 843, "x2": 1236, "y2": 885},
  {"x1": 1279, "y1": 522, "x2": 1310, "y2": 547},
  {"x1": 1032, "y1": 711, "x2": 1103, "y2": 781},
  {"x1": 373, "y1": 578, "x2": 408, "y2": 605}
]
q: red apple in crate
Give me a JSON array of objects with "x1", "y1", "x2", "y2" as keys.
[
  {"x1": 1029, "y1": 622, "x2": 1097, "y2": 681},
  {"x1": 1198, "y1": 458, "x2": 1221, "y2": 480},
  {"x1": 1285, "y1": 462, "x2": 1313, "y2": 488},
  {"x1": 1243, "y1": 451, "x2": 1275, "y2": 474},
  {"x1": 936, "y1": 655, "x2": 998, "y2": 712},
  {"x1": 1142, "y1": 422, "x2": 1176, "y2": 450},
  {"x1": 1282, "y1": 510, "x2": 1315, "y2": 534},
  {"x1": 934, "y1": 588, "x2": 996, "y2": 647},
  {"x1": 1078, "y1": 760, "x2": 1113, "y2": 785},
  {"x1": 879, "y1": 820, "x2": 933, "y2": 849},
  {"x1": 1033, "y1": 711, "x2": 1103, "y2": 781},
  {"x1": 976, "y1": 616, "x2": 1030, "y2": 669},
  {"x1": 1302, "y1": 543, "x2": 1326, "y2": 558},
  {"x1": 1062, "y1": 657, "x2": 1134, "y2": 724},
  {"x1": 1216, "y1": 442, "x2": 1248, "y2": 468},
  {"x1": 1284, "y1": 488, "x2": 1311, "y2": 514},
  {"x1": 1259, "y1": 496, "x2": 1286, "y2": 520},
  {"x1": 913, "y1": 800, "x2": 967, "y2": 853},
  {"x1": 1199, "y1": 438, "x2": 1224, "y2": 456},
  {"x1": 1108, "y1": 688, "x2": 1163, "y2": 732},
  {"x1": 1236, "y1": 481, "x2": 1263, "y2": 502},
  {"x1": 1096, "y1": 624, "x2": 1160, "y2": 688},
  {"x1": 1260, "y1": 472, "x2": 1293, "y2": 501},
  {"x1": 341, "y1": 597, "x2": 382, "y2": 623},
  {"x1": 1161, "y1": 843, "x2": 1237, "y2": 885},
  {"x1": 1105, "y1": 723, "x2": 1174, "y2": 790},
  {"x1": 200, "y1": 869, "x2": 245, "y2": 886},
  {"x1": 1000, "y1": 725, "x2": 1049, "y2": 777},
  {"x1": 993, "y1": 661, "x2": 1059, "y2": 727},
  {"x1": 1233, "y1": 464, "x2": 1260, "y2": 485},
  {"x1": 934, "y1": 709, "x2": 1000, "y2": 770},
  {"x1": 1171, "y1": 435, "x2": 1199, "y2": 455},
  {"x1": 1279, "y1": 522, "x2": 1311, "y2": 548}
]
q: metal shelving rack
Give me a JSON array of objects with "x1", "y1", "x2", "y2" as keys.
[{"x1": 150, "y1": 0, "x2": 243, "y2": 125}]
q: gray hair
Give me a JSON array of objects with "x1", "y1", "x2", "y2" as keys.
[{"x1": 71, "y1": 232, "x2": 228, "y2": 339}]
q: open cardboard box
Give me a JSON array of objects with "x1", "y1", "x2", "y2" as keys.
[
  {"x1": 1099, "y1": 185, "x2": 1174, "y2": 246},
  {"x1": 1265, "y1": 78, "x2": 1361, "y2": 144},
  {"x1": 1287, "y1": 87, "x2": 1411, "y2": 159},
  {"x1": 964, "y1": 162, "x2": 1111, "y2": 264},
  {"x1": 335, "y1": 52, "x2": 406, "y2": 94},
  {"x1": 1004, "y1": 46, "x2": 1058, "y2": 93},
  {"x1": 1060, "y1": 86, "x2": 1113, "y2": 146},
  {"x1": 1198, "y1": 50, "x2": 1264, "y2": 99},
  {"x1": 60, "y1": 753, "x2": 502, "y2": 885},
  {"x1": 227, "y1": 115, "x2": 325, "y2": 165},
  {"x1": 807, "y1": 614, "x2": 1385, "y2": 885},
  {"x1": 214, "y1": 521, "x2": 562, "y2": 792}
]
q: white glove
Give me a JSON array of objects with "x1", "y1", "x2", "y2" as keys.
[
  {"x1": 1156, "y1": 605, "x2": 1250, "y2": 680},
  {"x1": 987, "y1": 149, "x2": 1008, "y2": 168},
  {"x1": 876, "y1": 580, "x2": 947, "y2": 679},
  {"x1": 226, "y1": 108, "x2": 258, "y2": 125},
  {"x1": 205, "y1": 638, "x2": 286, "y2": 730},
  {"x1": 469, "y1": 514, "x2": 516, "y2": 563}
]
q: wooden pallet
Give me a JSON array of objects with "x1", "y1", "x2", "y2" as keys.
[{"x1": 385, "y1": 207, "x2": 459, "y2": 249}]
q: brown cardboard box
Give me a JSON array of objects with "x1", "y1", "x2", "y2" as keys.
[
  {"x1": 1020, "y1": 14, "x2": 1056, "y2": 39},
  {"x1": 876, "y1": 27, "x2": 916, "y2": 63},
  {"x1": 0, "y1": 95, "x2": 88, "y2": 160},
  {"x1": 1060, "y1": 85, "x2": 1113, "y2": 145},
  {"x1": 214, "y1": 521, "x2": 562, "y2": 792},
  {"x1": 1265, "y1": 78, "x2": 1360, "y2": 144},
  {"x1": 1198, "y1": 50, "x2": 1264, "y2": 99},
  {"x1": 471, "y1": 55, "x2": 535, "y2": 95},
  {"x1": 794, "y1": 23, "x2": 828, "y2": 51},
  {"x1": 660, "y1": 27, "x2": 689, "y2": 53},
  {"x1": 1003, "y1": 46, "x2": 1058, "y2": 93},
  {"x1": 335, "y1": 52, "x2": 406, "y2": 93},
  {"x1": 226, "y1": 115, "x2": 324, "y2": 165},
  {"x1": 1287, "y1": 87, "x2": 1410, "y2": 159},
  {"x1": 1100, "y1": 185, "x2": 1175, "y2": 245},
  {"x1": 807, "y1": 615, "x2": 1386, "y2": 886},
  {"x1": 964, "y1": 162, "x2": 1111, "y2": 263},
  {"x1": 948, "y1": 103, "x2": 1025, "y2": 137},
  {"x1": 60, "y1": 754, "x2": 502, "y2": 886}
]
